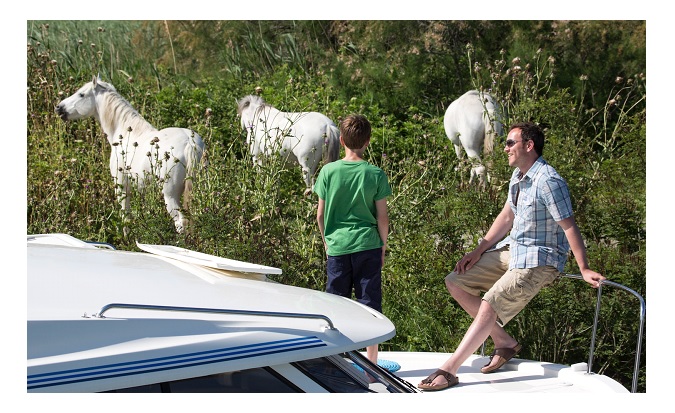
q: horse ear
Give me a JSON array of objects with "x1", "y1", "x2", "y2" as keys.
[{"x1": 92, "y1": 74, "x2": 98, "y2": 86}]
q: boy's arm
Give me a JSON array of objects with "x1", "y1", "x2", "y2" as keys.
[
  {"x1": 316, "y1": 198, "x2": 327, "y2": 252},
  {"x1": 375, "y1": 198, "x2": 389, "y2": 265}
]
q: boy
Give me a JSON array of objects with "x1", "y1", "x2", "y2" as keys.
[{"x1": 314, "y1": 114, "x2": 391, "y2": 364}]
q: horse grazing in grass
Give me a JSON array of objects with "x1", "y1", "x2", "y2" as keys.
[
  {"x1": 55, "y1": 75, "x2": 206, "y2": 234},
  {"x1": 444, "y1": 90, "x2": 504, "y2": 186},
  {"x1": 237, "y1": 95, "x2": 340, "y2": 195}
]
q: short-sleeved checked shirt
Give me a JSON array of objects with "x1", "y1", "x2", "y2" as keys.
[{"x1": 493, "y1": 157, "x2": 573, "y2": 272}]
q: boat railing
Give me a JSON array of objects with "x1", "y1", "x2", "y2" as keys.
[
  {"x1": 92, "y1": 303, "x2": 338, "y2": 331},
  {"x1": 560, "y1": 274, "x2": 645, "y2": 393},
  {"x1": 479, "y1": 274, "x2": 645, "y2": 392}
]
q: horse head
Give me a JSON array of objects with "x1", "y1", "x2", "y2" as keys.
[
  {"x1": 55, "y1": 75, "x2": 115, "y2": 121},
  {"x1": 236, "y1": 95, "x2": 267, "y2": 130}
]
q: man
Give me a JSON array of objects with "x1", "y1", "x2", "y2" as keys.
[{"x1": 418, "y1": 122, "x2": 605, "y2": 391}]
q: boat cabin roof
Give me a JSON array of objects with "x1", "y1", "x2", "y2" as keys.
[{"x1": 27, "y1": 234, "x2": 395, "y2": 392}]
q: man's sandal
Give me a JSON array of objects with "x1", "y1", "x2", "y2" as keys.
[
  {"x1": 481, "y1": 343, "x2": 523, "y2": 373},
  {"x1": 417, "y1": 369, "x2": 459, "y2": 391}
]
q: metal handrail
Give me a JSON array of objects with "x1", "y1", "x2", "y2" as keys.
[
  {"x1": 478, "y1": 275, "x2": 645, "y2": 393},
  {"x1": 93, "y1": 303, "x2": 338, "y2": 331},
  {"x1": 561, "y1": 274, "x2": 645, "y2": 393}
]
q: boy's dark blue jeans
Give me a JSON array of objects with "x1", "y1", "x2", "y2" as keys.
[{"x1": 326, "y1": 247, "x2": 382, "y2": 313}]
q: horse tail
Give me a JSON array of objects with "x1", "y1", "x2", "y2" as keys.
[
  {"x1": 482, "y1": 94, "x2": 503, "y2": 156},
  {"x1": 324, "y1": 123, "x2": 340, "y2": 163}
]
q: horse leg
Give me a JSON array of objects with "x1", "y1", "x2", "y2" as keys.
[
  {"x1": 298, "y1": 160, "x2": 315, "y2": 196},
  {"x1": 114, "y1": 176, "x2": 132, "y2": 237},
  {"x1": 470, "y1": 165, "x2": 486, "y2": 187},
  {"x1": 163, "y1": 182, "x2": 187, "y2": 233},
  {"x1": 453, "y1": 142, "x2": 463, "y2": 160},
  {"x1": 301, "y1": 166, "x2": 314, "y2": 196}
]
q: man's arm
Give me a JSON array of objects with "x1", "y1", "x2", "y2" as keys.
[
  {"x1": 558, "y1": 216, "x2": 606, "y2": 287},
  {"x1": 455, "y1": 201, "x2": 514, "y2": 274}
]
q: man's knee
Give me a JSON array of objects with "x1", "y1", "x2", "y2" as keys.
[{"x1": 445, "y1": 276, "x2": 464, "y2": 298}]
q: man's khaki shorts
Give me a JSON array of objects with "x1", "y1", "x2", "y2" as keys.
[{"x1": 444, "y1": 246, "x2": 560, "y2": 326}]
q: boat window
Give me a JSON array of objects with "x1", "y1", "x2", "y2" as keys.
[
  {"x1": 105, "y1": 367, "x2": 300, "y2": 393},
  {"x1": 293, "y1": 357, "x2": 372, "y2": 393},
  {"x1": 293, "y1": 352, "x2": 416, "y2": 393}
]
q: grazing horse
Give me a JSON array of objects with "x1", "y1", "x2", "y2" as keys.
[
  {"x1": 237, "y1": 95, "x2": 340, "y2": 195},
  {"x1": 55, "y1": 75, "x2": 205, "y2": 233},
  {"x1": 444, "y1": 90, "x2": 504, "y2": 186}
]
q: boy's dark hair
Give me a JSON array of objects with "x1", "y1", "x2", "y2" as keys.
[
  {"x1": 340, "y1": 114, "x2": 371, "y2": 150},
  {"x1": 509, "y1": 121, "x2": 545, "y2": 156}
]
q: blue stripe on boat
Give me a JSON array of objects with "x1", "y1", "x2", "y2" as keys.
[{"x1": 28, "y1": 336, "x2": 325, "y2": 390}]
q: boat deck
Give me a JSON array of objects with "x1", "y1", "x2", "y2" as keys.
[{"x1": 379, "y1": 351, "x2": 629, "y2": 393}]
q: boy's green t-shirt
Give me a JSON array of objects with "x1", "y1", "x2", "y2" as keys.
[{"x1": 314, "y1": 160, "x2": 392, "y2": 256}]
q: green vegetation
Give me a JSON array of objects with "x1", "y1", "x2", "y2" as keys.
[{"x1": 27, "y1": 21, "x2": 646, "y2": 392}]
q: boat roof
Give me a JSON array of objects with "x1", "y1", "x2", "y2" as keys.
[{"x1": 27, "y1": 234, "x2": 395, "y2": 392}]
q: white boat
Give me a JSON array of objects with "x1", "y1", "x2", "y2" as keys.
[{"x1": 27, "y1": 234, "x2": 644, "y2": 394}]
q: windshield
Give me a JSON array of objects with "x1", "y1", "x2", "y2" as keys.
[{"x1": 293, "y1": 351, "x2": 418, "y2": 393}]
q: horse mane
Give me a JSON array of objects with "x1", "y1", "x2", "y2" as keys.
[{"x1": 98, "y1": 88, "x2": 157, "y2": 136}]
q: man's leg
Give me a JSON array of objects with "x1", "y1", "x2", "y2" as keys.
[
  {"x1": 446, "y1": 279, "x2": 518, "y2": 351},
  {"x1": 420, "y1": 248, "x2": 516, "y2": 388},
  {"x1": 422, "y1": 300, "x2": 499, "y2": 388}
]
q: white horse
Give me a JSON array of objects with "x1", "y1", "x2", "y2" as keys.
[
  {"x1": 55, "y1": 75, "x2": 206, "y2": 233},
  {"x1": 237, "y1": 95, "x2": 340, "y2": 195},
  {"x1": 444, "y1": 90, "x2": 504, "y2": 186}
]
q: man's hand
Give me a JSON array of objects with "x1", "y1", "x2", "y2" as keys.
[
  {"x1": 454, "y1": 249, "x2": 482, "y2": 274},
  {"x1": 581, "y1": 268, "x2": 606, "y2": 288}
]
